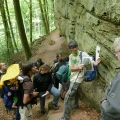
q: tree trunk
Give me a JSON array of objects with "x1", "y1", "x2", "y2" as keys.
[
  {"x1": 30, "y1": 0, "x2": 32, "y2": 45},
  {"x1": 38, "y1": 0, "x2": 50, "y2": 35},
  {"x1": 13, "y1": 0, "x2": 31, "y2": 61},
  {"x1": 5, "y1": 0, "x2": 19, "y2": 53},
  {"x1": 50, "y1": 0, "x2": 55, "y2": 31},
  {"x1": 0, "y1": 0, "x2": 14, "y2": 60},
  {"x1": 43, "y1": 0, "x2": 50, "y2": 33}
]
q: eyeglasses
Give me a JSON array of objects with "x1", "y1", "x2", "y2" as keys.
[{"x1": 114, "y1": 50, "x2": 120, "y2": 54}]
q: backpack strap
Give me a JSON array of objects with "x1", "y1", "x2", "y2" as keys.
[
  {"x1": 79, "y1": 51, "x2": 82, "y2": 62},
  {"x1": 19, "y1": 77, "x2": 36, "y2": 109},
  {"x1": 18, "y1": 77, "x2": 31, "y2": 109},
  {"x1": 74, "y1": 51, "x2": 83, "y2": 83}
]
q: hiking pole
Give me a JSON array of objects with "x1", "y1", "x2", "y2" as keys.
[
  {"x1": 65, "y1": 69, "x2": 82, "y2": 107},
  {"x1": 72, "y1": 69, "x2": 82, "y2": 109}
]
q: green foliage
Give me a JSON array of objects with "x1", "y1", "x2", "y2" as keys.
[
  {"x1": 49, "y1": 40, "x2": 55, "y2": 45},
  {"x1": 0, "y1": 0, "x2": 55, "y2": 63}
]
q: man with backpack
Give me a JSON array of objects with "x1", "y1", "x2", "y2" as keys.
[
  {"x1": 60, "y1": 40, "x2": 101, "y2": 120},
  {"x1": 19, "y1": 62, "x2": 39, "y2": 120},
  {"x1": 55, "y1": 57, "x2": 70, "y2": 100},
  {"x1": 52, "y1": 53, "x2": 65, "y2": 89}
]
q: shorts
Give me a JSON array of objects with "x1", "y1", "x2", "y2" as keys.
[
  {"x1": 62, "y1": 81, "x2": 70, "y2": 91},
  {"x1": 19, "y1": 104, "x2": 32, "y2": 120}
]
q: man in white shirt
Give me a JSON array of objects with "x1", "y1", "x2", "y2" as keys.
[{"x1": 60, "y1": 40, "x2": 101, "y2": 120}]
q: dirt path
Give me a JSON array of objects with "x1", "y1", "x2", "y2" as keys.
[
  {"x1": 30, "y1": 96, "x2": 100, "y2": 120},
  {"x1": 29, "y1": 30, "x2": 67, "y2": 66},
  {"x1": 29, "y1": 30, "x2": 100, "y2": 120}
]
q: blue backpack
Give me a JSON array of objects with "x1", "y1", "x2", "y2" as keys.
[
  {"x1": 80, "y1": 52, "x2": 97, "y2": 82},
  {"x1": 3, "y1": 85, "x2": 19, "y2": 110},
  {"x1": 56, "y1": 63, "x2": 69, "y2": 82}
]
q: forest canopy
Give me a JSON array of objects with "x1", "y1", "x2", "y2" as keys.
[{"x1": 0, "y1": 0, "x2": 55, "y2": 63}]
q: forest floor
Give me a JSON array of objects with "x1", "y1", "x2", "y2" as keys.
[{"x1": 0, "y1": 30, "x2": 101, "y2": 120}]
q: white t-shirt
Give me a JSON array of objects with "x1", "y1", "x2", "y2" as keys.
[{"x1": 69, "y1": 51, "x2": 89, "y2": 83}]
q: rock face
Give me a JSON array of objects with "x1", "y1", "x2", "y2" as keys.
[{"x1": 54, "y1": 0, "x2": 120, "y2": 111}]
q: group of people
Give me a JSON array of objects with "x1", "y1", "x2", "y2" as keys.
[
  {"x1": 0, "y1": 55, "x2": 66, "y2": 120},
  {"x1": 0, "y1": 38, "x2": 120, "y2": 120}
]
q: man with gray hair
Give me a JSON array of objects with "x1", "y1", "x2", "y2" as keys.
[
  {"x1": 60, "y1": 40, "x2": 101, "y2": 120},
  {"x1": 100, "y1": 38, "x2": 120, "y2": 120}
]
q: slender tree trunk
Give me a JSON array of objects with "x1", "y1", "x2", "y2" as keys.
[
  {"x1": 30, "y1": 0, "x2": 32, "y2": 45},
  {"x1": 52, "y1": 0, "x2": 54, "y2": 7},
  {"x1": 38, "y1": 0, "x2": 50, "y2": 35},
  {"x1": 13, "y1": 0, "x2": 31, "y2": 61},
  {"x1": 0, "y1": 0, "x2": 14, "y2": 59},
  {"x1": 51, "y1": 0, "x2": 55, "y2": 31},
  {"x1": 5, "y1": 0, "x2": 19, "y2": 53},
  {"x1": 43, "y1": 0, "x2": 50, "y2": 33}
]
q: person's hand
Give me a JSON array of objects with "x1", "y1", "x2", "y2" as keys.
[
  {"x1": 32, "y1": 92, "x2": 39, "y2": 97},
  {"x1": 93, "y1": 57, "x2": 101, "y2": 66},
  {"x1": 45, "y1": 91, "x2": 49, "y2": 95},
  {"x1": 78, "y1": 64, "x2": 84, "y2": 70},
  {"x1": 102, "y1": 99, "x2": 107, "y2": 104},
  {"x1": 96, "y1": 57, "x2": 101, "y2": 65}
]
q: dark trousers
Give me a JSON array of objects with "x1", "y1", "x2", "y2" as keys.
[{"x1": 14, "y1": 108, "x2": 20, "y2": 120}]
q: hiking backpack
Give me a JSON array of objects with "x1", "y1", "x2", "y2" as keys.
[
  {"x1": 56, "y1": 63, "x2": 70, "y2": 82},
  {"x1": 50, "y1": 62, "x2": 58, "y2": 73},
  {"x1": 80, "y1": 52, "x2": 97, "y2": 82},
  {"x1": 2, "y1": 76, "x2": 37, "y2": 110},
  {"x1": 3, "y1": 81, "x2": 19, "y2": 110}
]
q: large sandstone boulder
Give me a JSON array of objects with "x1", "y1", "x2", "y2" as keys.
[{"x1": 54, "y1": 0, "x2": 120, "y2": 111}]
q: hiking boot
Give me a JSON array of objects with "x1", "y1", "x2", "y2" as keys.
[
  {"x1": 52, "y1": 104, "x2": 59, "y2": 110},
  {"x1": 71, "y1": 104, "x2": 79, "y2": 110},
  {"x1": 51, "y1": 101, "x2": 59, "y2": 110},
  {"x1": 40, "y1": 111, "x2": 45, "y2": 116}
]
